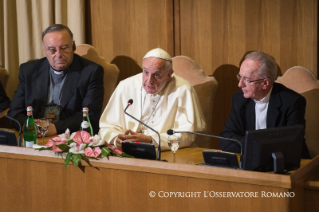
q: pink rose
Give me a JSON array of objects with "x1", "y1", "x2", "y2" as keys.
[
  {"x1": 84, "y1": 147, "x2": 101, "y2": 158},
  {"x1": 73, "y1": 131, "x2": 91, "y2": 144}
]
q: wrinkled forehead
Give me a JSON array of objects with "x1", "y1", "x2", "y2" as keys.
[
  {"x1": 240, "y1": 59, "x2": 261, "y2": 78},
  {"x1": 143, "y1": 57, "x2": 167, "y2": 72},
  {"x1": 42, "y1": 30, "x2": 72, "y2": 46}
]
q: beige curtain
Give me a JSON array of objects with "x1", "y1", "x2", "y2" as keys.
[{"x1": 0, "y1": 0, "x2": 85, "y2": 99}]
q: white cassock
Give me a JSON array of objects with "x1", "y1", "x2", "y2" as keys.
[{"x1": 99, "y1": 73, "x2": 206, "y2": 151}]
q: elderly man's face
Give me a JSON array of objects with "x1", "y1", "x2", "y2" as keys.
[
  {"x1": 42, "y1": 29, "x2": 74, "y2": 71},
  {"x1": 142, "y1": 57, "x2": 173, "y2": 94},
  {"x1": 238, "y1": 59, "x2": 268, "y2": 101}
]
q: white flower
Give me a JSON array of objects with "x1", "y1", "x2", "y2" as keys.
[
  {"x1": 59, "y1": 128, "x2": 76, "y2": 142},
  {"x1": 88, "y1": 134, "x2": 105, "y2": 147},
  {"x1": 69, "y1": 142, "x2": 86, "y2": 154}
]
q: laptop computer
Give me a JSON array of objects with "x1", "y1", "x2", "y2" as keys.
[
  {"x1": 0, "y1": 129, "x2": 18, "y2": 146},
  {"x1": 122, "y1": 142, "x2": 156, "y2": 160}
]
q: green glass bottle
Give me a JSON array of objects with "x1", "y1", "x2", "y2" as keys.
[
  {"x1": 23, "y1": 106, "x2": 37, "y2": 147},
  {"x1": 80, "y1": 107, "x2": 93, "y2": 136}
]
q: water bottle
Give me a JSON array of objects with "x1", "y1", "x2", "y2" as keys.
[
  {"x1": 23, "y1": 106, "x2": 37, "y2": 147},
  {"x1": 80, "y1": 107, "x2": 93, "y2": 136}
]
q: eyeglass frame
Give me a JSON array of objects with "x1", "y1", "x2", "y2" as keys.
[
  {"x1": 236, "y1": 74, "x2": 267, "y2": 85},
  {"x1": 44, "y1": 42, "x2": 74, "y2": 55}
]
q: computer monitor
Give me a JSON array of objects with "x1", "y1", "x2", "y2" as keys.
[{"x1": 242, "y1": 125, "x2": 304, "y2": 173}]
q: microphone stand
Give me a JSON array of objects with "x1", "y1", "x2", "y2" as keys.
[
  {"x1": 168, "y1": 129, "x2": 243, "y2": 168},
  {"x1": 0, "y1": 112, "x2": 22, "y2": 147},
  {"x1": 124, "y1": 100, "x2": 162, "y2": 161}
]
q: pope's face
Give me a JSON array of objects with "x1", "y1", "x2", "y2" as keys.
[
  {"x1": 142, "y1": 57, "x2": 173, "y2": 94},
  {"x1": 42, "y1": 29, "x2": 74, "y2": 71}
]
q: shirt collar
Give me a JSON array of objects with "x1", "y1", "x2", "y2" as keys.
[{"x1": 49, "y1": 66, "x2": 69, "y2": 75}]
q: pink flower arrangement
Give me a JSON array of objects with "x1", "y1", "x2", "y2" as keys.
[{"x1": 36, "y1": 129, "x2": 133, "y2": 168}]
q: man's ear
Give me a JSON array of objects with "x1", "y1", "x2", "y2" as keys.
[
  {"x1": 72, "y1": 41, "x2": 76, "y2": 51},
  {"x1": 166, "y1": 69, "x2": 174, "y2": 81},
  {"x1": 262, "y1": 78, "x2": 271, "y2": 89}
]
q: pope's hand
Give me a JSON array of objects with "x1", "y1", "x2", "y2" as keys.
[{"x1": 118, "y1": 129, "x2": 152, "y2": 144}]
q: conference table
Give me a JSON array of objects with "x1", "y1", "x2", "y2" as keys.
[{"x1": 1, "y1": 129, "x2": 319, "y2": 212}]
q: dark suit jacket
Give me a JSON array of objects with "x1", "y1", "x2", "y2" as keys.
[
  {"x1": 220, "y1": 82, "x2": 310, "y2": 158},
  {"x1": 8, "y1": 54, "x2": 104, "y2": 135}
]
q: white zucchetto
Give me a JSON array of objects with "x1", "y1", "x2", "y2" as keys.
[{"x1": 143, "y1": 48, "x2": 172, "y2": 61}]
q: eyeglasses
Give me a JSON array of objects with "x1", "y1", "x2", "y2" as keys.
[
  {"x1": 236, "y1": 74, "x2": 267, "y2": 85},
  {"x1": 45, "y1": 44, "x2": 72, "y2": 55}
]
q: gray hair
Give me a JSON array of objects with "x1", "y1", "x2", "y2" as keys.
[
  {"x1": 243, "y1": 51, "x2": 277, "y2": 82},
  {"x1": 42, "y1": 24, "x2": 73, "y2": 41}
]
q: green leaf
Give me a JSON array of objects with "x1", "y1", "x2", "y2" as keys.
[
  {"x1": 56, "y1": 143, "x2": 70, "y2": 152},
  {"x1": 35, "y1": 147, "x2": 51, "y2": 151},
  {"x1": 71, "y1": 154, "x2": 82, "y2": 167},
  {"x1": 82, "y1": 155, "x2": 95, "y2": 167},
  {"x1": 101, "y1": 147, "x2": 111, "y2": 158},
  {"x1": 64, "y1": 152, "x2": 72, "y2": 168},
  {"x1": 121, "y1": 152, "x2": 135, "y2": 158}
]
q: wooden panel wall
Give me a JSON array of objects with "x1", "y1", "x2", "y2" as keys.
[
  {"x1": 176, "y1": 0, "x2": 318, "y2": 146},
  {"x1": 86, "y1": 0, "x2": 318, "y2": 148},
  {"x1": 87, "y1": 0, "x2": 174, "y2": 83},
  {"x1": 177, "y1": 0, "x2": 317, "y2": 75}
]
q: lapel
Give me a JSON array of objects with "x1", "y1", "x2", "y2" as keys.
[
  {"x1": 59, "y1": 55, "x2": 81, "y2": 109},
  {"x1": 31, "y1": 59, "x2": 50, "y2": 102},
  {"x1": 30, "y1": 59, "x2": 50, "y2": 117},
  {"x1": 241, "y1": 98, "x2": 255, "y2": 130},
  {"x1": 267, "y1": 83, "x2": 281, "y2": 128}
]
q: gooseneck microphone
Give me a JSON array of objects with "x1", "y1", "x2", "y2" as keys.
[
  {"x1": 167, "y1": 129, "x2": 243, "y2": 167},
  {"x1": 124, "y1": 99, "x2": 162, "y2": 161},
  {"x1": 167, "y1": 129, "x2": 242, "y2": 155},
  {"x1": 0, "y1": 112, "x2": 22, "y2": 147}
]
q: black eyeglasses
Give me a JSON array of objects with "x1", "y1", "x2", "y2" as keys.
[
  {"x1": 236, "y1": 74, "x2": 267, "y2": 85},
  {"x1": 45, "y1": 44, "x2": 72, "y2": 55}
]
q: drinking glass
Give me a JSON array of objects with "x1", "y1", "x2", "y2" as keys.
[
  {"x1": 37, "y1": 118, "x2": 50, "y2": 145},
  {"x1": 167, "y1": 135, "x2": 180, "y2": 163}
]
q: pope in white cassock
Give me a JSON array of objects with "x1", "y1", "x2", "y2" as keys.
[{"x1": 99, "y1": 48, "x2": 206, "y2": 150}]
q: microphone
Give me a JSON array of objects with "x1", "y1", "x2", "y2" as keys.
[
  {"x1": 124, "y1": 99, "x2": 133, "y2": 111},
  {"x1": 124, "y1": 99, "x2": 162, "y2": 161},
  {"x1": 167, "y1": 129, "x2": 243, "y2": 168},
  {"x1": 0, "y1": 112, "x2": 22, "y2": 147}
]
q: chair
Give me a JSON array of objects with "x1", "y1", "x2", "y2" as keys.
[
  {"x1": 172, "y1": 55, "x2": 218, "y2": 148},
  {"x1": 75, "y1": 44, "x2": 120, "y2": 111},
  {"x1": 0, "y1": 67, "x2": 11, "y2": 127},
  {"x1": 276, "y1": 66, "x2": 319, "y2": 158},
  {"x1": 276, "y1": 66, "x2": 319, "y2": 93},
  {"x1": 0, "y1": 67, "x2": 9, "y2": 89}
]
